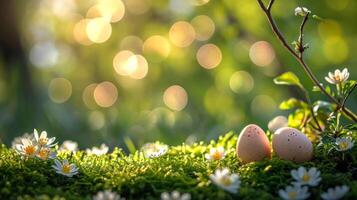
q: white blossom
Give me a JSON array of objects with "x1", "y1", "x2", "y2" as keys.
[
  {"x1": 93, "y1": 190, "x2": 125, "y2": 200},
  {"x1": 209, "y1": 168, "x2": 240, "y2": 194},
  {"x1": 325, "y1": 68, "x2": 349, "y2": 84},
  {"x1": 294, "y1": 7, "x2": 311, "y2": 17},
  {"x1": 321, "y1": 185, "x2": 349, "y2": 200},
  {"x1": 86, "y1": 144, "x2": 109, "y2": 156},
  {"x1": 205, "y1": 146, "x2": 226, "y2": 161},
  {"x1": 291, "y1": 167, "x2": 321, "y2": 187},
  {"x1": 279, "y1": 184, "x2": 310, "y2": 200},
  {"x1": 52, "y1": 159, "x2": 79, "y2": 177},
  {"x1": 335, "y1": 136, "x2": 354, "y2": 151},
  {"x1": 161, "y1": 191, "x2": 191, "y2": 200}
]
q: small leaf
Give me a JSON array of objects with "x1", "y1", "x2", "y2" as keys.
[
  {"x1": 274, "y1": 72, "x2": 304, "y2": 89},
  {"x1": 280, "y1": 98, "x2": 307, "y2": 110},
  {"x1": 312, "y1": 86, "x2": 321, "y2": 92},
  {"x1": 313, "y1": 101, "x2": 334, "y2": 113}
]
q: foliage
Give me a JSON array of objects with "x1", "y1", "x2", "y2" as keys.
[{"x1": 0, "y1": 132, "x2": 356, "y2": 200}]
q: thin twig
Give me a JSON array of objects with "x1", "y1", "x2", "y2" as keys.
[{"x1": 256, "y1": 0, "x2": 357, "y2": 122}]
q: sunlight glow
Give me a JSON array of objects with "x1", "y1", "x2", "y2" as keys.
[
  {"x1": 87, "y1": 0, "x2": 125, "y2": 23},
  {"x1": 83, "y1": 84, "x2": 98, "y2": 109},
  {"x1": 73, "y1": 19, "x2": 93, "y2": 46}
]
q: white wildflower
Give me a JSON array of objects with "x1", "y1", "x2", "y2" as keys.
[
  {"x1": 52, "y1": 159, "x2": 79, "y2": 177},
  {"x1": 93, "y1": 190, "x2": 125, "y2": 200},
  {"x1": 161, "y1": 190, "x2": 191, "y2": 200},
  {"x1": 209, "y1": 168, "x2": 240, "y2": 194},
  {"x1": 33, "y1": 129, "x2": 56, "y2": 147},
  {"x1": 86, "y1": 144, "x2": 109, "y2": 156},
  {"x1": 37, "y1": 147, "x2": 57, "y2": 160},
  {"x1": 15, "y1": 138, "x2": 39, "y2": 158},
  {"x1": 335, "y1": 136, "x2": 354, "y2": 151},
  {"x1": 325, "y1": 68, "x2": 349, "y2": 84},
  {"x1": 205, "y1": 146, "x2": 226, "y2": 161},
  {"x1": 141, "y1": 142, "x2": 168, "y2": 158},
  {"x1": 321, "y1": 185, "x2": 349, "y2": 200},
  {"x1": 291, "y1": 167, "x2": 321, "y2": 186},
  {"x1": 279, "y1": 184, "x2": 310, "y2": 200},
  {"x1": 59, "y1": 140, "x2": 79, "y2": 152},
  {"x1": 295, "y1": 7, "x2": 311, "y2": 17}
]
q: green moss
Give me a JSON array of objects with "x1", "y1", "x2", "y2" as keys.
[{"x1": 0, "y1": 132, "x2": 356, "y2": 200}]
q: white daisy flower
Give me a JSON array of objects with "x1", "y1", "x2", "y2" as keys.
[
  {"x1": 294, "y1": 7, "x2": 311, "y2": 17},
  {"x1": 93, "y1": 190, "x2": 125, "y2": 200},
  {"x1": 34, "y1": 129, "x2": 56, "y2": 147},
  {"x1": 15, "y1": 138, "x2": 39, "y2": 158},
  {"x1": 279, "y1": 184, "x2": 310, "y2": 200},
  {"x1": 36, "y1": 147, "x2": 57, "y2": 160},
  {"x1": 59, "y1": 140, "x2": 79, "y2": 152},
  {"x1": 291, "y1": 167, "x2": 321, "y2": 186},
  {"x1": 161, "y1": 190, "x2": 191, "y2": 200},
  {"x1": 52, "y1": 159, "x2": 79, "y2": 177},
  {"x1": 205, "y1": 146, "x2": 226, "y2": 161},
  {"x1": 335, "y1": 136, "x2": 354, "y2": 151},
  {"x1": 11, "y1": 133, "x2": 33, "y2": 149},
  {"x1": 268, "y1": 116, "x2": 289, "y2": 133},
  {"x1": 86, "y1": 144, "x2": 109, "y2": 156},
  {"x1": 141, "y1": 142, "x2": 168, "y2": 158},
  {"x1": 209, "y1": 168, "x2": 241, "y2": 194},
  {"x1": 321, "y1": 185, "x2": 349, "y2": 200},
  {"x1": 325, "y1": 68, "x2": 349, "y2": 84}
]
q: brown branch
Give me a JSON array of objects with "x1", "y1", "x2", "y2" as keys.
[{"x1": 256, "y1": 0, "x2": 357, "y2": 122}]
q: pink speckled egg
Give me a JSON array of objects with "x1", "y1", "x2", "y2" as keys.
[
  {"x1": 272, "y1": 127, "x2": 313, "y2": 163},
  {"x1": 236, "y1": 124, "x2": 271, "y2": 163}
]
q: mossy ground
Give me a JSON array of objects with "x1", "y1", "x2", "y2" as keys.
[{"x1": 0, "y1": 132, "x2": 356, "y2": 200}]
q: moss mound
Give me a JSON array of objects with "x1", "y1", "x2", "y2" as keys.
[{"x1": 0, "y1": 132, "x2": 356, "y2": 200}]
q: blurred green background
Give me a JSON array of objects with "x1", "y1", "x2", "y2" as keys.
[{"x1": 0, "y1": 0, "x2": 356, "y2": 150}]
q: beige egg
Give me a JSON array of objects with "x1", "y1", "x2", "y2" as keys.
[
  {"x1": 272, "y1": 127, "x2": 313, "y2": 163},
  {"x1": 236, "y1": 124, "x2": 271, "y2": 163}
]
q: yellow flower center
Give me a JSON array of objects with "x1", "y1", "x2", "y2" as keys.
[
  {"x1": 24, "y1": 145, "x2": 36, "y2": 155},
  {"x1": 62, "y1": 164, "x2": 71, "y2": 174},
  {"x1": 39, "y1": 138, "x2": 48, "y2": 145},
  {"x1": 302, "y1": 173, "x2": 310, "y2": 182},
  {"x1": 339, "y1": 142, "x2": 348, "y2": 150},
  {"x1": 221, "y1": 176, "x2": 232, "y2": 186},
  {"x1": 38, "y1": 149, "x2": 49, "y2": 159},
  {"x1": 288, "y1": 191, "x2": 297, "y2": 199},
  {"x1": 212, "y1": 151, "x2": 222, "y2": 160}
]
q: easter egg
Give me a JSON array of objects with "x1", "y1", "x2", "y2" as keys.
[
  {"x1": 272, "y1": 127, "x2": 313, "y2": 163},
  {"x1": 236, "y1": 124, "x2": 271, "y2": 163}
]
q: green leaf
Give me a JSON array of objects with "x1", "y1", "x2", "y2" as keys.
[
  {"x1": 279, "y1": 98, "x2": 308, "y2": 110},
  {"x1": 274, "y1": 72, "x2": 304, "y2": 89},
  {"x1": 313, "y1": 101, "x2": 334, "y2": 113}
]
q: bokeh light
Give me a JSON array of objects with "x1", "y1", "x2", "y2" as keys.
[
  {"x1": 73, "y1": 19, "x2": 93, "y2": 46},
  {"x1": 48, "y1": 78, "x2": 72, "y2": 103},
  {"x1": 249, "y1": 41, "x2": 275, "y2": 67},
  {"x1": 163, "y1": 85, "x2": 188, "y2": 111},
  {"x1": 191, "y1": 0, "x2": 210, "y2": 6},
  {"x1": 86, "y1": 17, "x2": 112, "y2": 43},
  {"x1": 251, "y1": 95, "x2": 277, "y2": 118},
  {"x1": 190, "y1": 15, "x2": 215, "y2": 41},
  {"x1": 196, "y1": 44, "x2": 222, "y2": 69},
  {"x1": 129, "y1": 55, "x2": 149, "y2": 79},
  {"x1": 169, "y1": 21, "x2": 196, "y2": 47},
  {"x1": 82, "y1": 84, "x2": 98, "y2": 109},
  {"x1": 88, "y1": 111, "x2": 106, "y2": 130},
  {"x1": 143, "y1": 35, "x2": 171, "y2": 62},
  {"x1": 87, "y1": 0, "x2": 125, "y2": 23},
  {"x1": 229, "y1": 71, "x2": 254, "y2": 94},
  {"x1": 124, "y1": 0, "x2": 151, "y2": 15},
  {"x1": 29, "y1": 41, "x2": 59, "y2": 68},
  {"x1": 113, "y1": 50, "x2": 136, "y2": 76},
  {"x1": 323, "y1": 36, "x2": 348, "y2": 64},
  {"x1": 94, "y1": 82, "x2": 118, "y2": 108}
]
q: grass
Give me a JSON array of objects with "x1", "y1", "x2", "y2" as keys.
[{"x1": 0, "y1": 132, "x2": 356, "y2": 200}]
